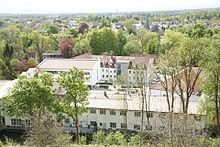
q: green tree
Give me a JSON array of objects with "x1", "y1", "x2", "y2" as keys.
[
  {"x1": 115, "y1": 30, "x2": 127, "y2": 55},
  {"x1": 88, "y1": 27, "x2": 118, "y2": 55},
  {"x1": 74, "y1": 38, "x2": 91, "y2": 55},
  {"x1": 3, "y1": 72, "x2": 54, "y2": 118},
  {"x1": 57, "y1": 68, "x2": 89, "y2": 143},
  {"x1": 123, "y1": 18, "x2": 137, "y2": 34},
  {"x1": 47, "y1": 25, "x2": 59, "y2": 35},
  {"x1": 123, "y1": 40, "x2": 142, "y2": 55},
  {"x1": 201, "y1": 35, "x2": 220, "y2": 125}
]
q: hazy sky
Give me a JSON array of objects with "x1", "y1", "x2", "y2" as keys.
[{"x1": 0, "y1": 0, "x2": 219, "y2": 14}]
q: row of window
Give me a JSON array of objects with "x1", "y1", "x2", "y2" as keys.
[
  {"x1": 90, "y1": 109, "x2": 153, "y2": 118},
  {"x1": 11, "y1": 119, "x2": 31, "y2": 126},
  {"x1": 102, "y1": 69, "x2": 116, "y2": 73},
  {"x1": 102, "y1": 75, "x2": 116, "y2": 78},
  {"x1": 95, "y1": 121, "x2": 151, "y2": 130}
]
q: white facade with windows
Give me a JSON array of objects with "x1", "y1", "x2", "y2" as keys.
[{"x1": 61, "y1": 90, "x2": 206, "y2": 132}]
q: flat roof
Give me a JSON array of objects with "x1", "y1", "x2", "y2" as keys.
[{"x1": 38, "y1": 58, "x2": 99, "y2": 70}]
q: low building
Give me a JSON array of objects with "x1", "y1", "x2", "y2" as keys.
[{"x1": 61, "y1": 90, "x2": 206, "y2": 132}]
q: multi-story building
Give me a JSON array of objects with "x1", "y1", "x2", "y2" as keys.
[
  {"x1": 74, "y1": 53, "x2": 159, "y2": 86},
  {"x1": 60, "y1": 90, "x2": 206, "y2": 132}
]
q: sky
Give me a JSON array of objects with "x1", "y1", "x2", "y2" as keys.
[{"x1": 0, "y1": 0, "x2": 219, "y2": 14}]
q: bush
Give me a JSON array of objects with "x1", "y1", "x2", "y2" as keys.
[
  {"x1": 92, "y1": 130, "x2": 106, "y2": 145},
  {"x1": 105, "y1": 131, "x2": 125, "y2": 145}
]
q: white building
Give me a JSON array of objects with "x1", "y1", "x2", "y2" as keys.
[
  {"x1": 61, "y1": 90, "x2": 206, "y2": 132},
  {"x1": 37, "y1": 58, "x2": 101, "y2": 87},
  {"x1": 74, "y1": 54, "x2": 159, "y2": 86}
]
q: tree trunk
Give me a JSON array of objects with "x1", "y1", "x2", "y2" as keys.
[{"x1": 75, "y1": 114, "x2": 79, "y2": 144}]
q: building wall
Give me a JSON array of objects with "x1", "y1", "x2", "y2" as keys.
[{"x1": 61, "y1": 108, "x2": 206, "y2": 132}]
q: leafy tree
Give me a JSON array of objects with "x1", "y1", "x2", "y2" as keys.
[
  {"x1": 88, "y1": 27, "x2": 118, "y2": 55},
  {"x1": 201, "y1": 35, "x2": 220, "y2": 125},
  {"x1": 57, "y1": 68, "x2": 89, "y2": 143},
  {"x1": 77, "y1": 22, "x2": 89, "y2": 34},
  {"x1": 115, "y1": 30, "x2": 127, "y2": 55},
  {"x1": 3, "y1": 72, "x2": 54, "y2": 118},
  {"x1": 25, "y1": 112, "x2": 71, "y2": 147},
  {"x1": 58, "y1": 37, "x2": 74, "y2": 58},
  {"x1": 123, "y1": 18, "x2": 137, "y2": 34},
  {"x1": 74, "y1": 38, "x2": 91, "y2": 55},
  {"x1": 29, "y1": 31, "x2": 51, "y2": 62},
  {"x1": 123, "y1": 40, "x2": 142, "y2": 55},
  {"x1": 47, "y1": 25, "x2": 59, "y2": 35},
  {"x1": 161, "y1": 30, "x2": 185, "y2": 53}
]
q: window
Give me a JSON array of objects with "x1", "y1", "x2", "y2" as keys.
[
  {"x1": 100, "y1": 109, "x2": 106, "y2": 115},
  {"x1": 110, "y1": 71, "x2": 112, "y2": 73},
  {"x1": 120, "y1": 111, "x2": 126, "y2": 116},
  {"x1": 11, "y1": 119, "x2": 21, "y2": 126},
  {"x1": 146, "y1": 112, "x2": 153, "y2": 118},
  {"x1": 100, "y1": 123, "x2": 102, "y2": 126},
  {"x1": 84, "y1": 72, "x2": 90, "y2": 75},
  {"x1": 134, "y1": 124, "x2": 140, "y2": 130},
  {"x1": 121, "y1": 123, "x2": 126, "y2": 129},
  {"x1": 106, "y1": 75, "x2": 109, "y2": 78},
  {"x1": 102, "y1": 69, "x2": 104, "y2": 72},
  {"x1": 90, "y1": 109, "x2": 96, "y2": 113},
  {"x1": 134, "y1": 111, "x2": 141, "y2": 117},
  {"x1": 110, "y1": 122, "x2": 116, "y2": 128},
  {"x1": 129, "y1": 70, "x2": 131, "y2": 74},
  {"x1": 102, "y1": 75, "x2": 105, "y2": 78},
  {"x1": 114, "y1": 70, "x2": 116, "y2": 73},
  {"x1": 90, "y1": 121, "x2": 97, "y2": 127},
  {"x1": 110, "y1": 110, "x2": 116, "y2": 115}
]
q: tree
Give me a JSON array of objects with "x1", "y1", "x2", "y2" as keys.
[
  {"x1": 57, "y1": 68, "x2": 89, "y2": 143},
  {"x1": 88, "y1": 27, "x2": 118, "y2": 55},
  {"x1": 74, "y1": 38, "x2": 91, "y2": 55},
  {"x1": 201, "y1": 35, "x2": 220, "y2": 126},
  {"x1": 123, "y1": 40, "x2": 142, "y2": 55},
  {"x1": 115, "y1": 30, "x2": 127, "y2": 55},
  {"x1": 25, "y1": 112, "x2": 71, "y2": 147},
  {"x1": 3, "y1": 72, "x2": 54, "y2": 118},
  {"x1": 123, "y1": 18, "x2": 137, "y2": 34},
  {"x1": 47, "y1": 25, "x2": 59, "y2": 35},
  {"x1": 29, "y1": 31, "x2": 51, "y2": 62},
  {"x1": 58, "y1": 37, "x2": 74, "y2": 58},
  {"x1": 77, "y1": 22, "x2": 89, "y2": 34}
]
